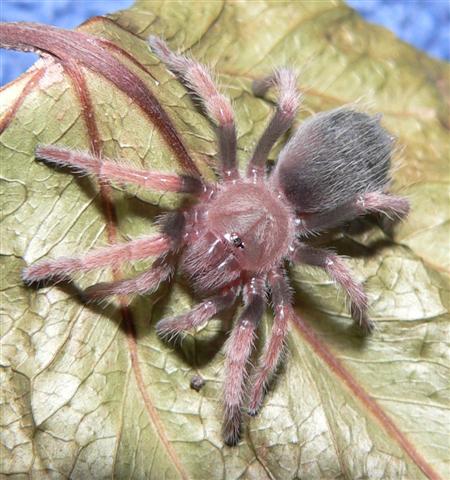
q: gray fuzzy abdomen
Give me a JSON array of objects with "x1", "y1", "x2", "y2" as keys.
[{"x1": 274, "y1": 108, "x2": 393, "y2": 212}]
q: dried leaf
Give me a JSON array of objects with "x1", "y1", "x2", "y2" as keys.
[{"x1": 1, "y1": 1, "x2": 449, "y2": 479}]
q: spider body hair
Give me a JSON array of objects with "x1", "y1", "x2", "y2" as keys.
[
  {"x1": 273, "y1": 108, "x2": 393, "y2": 213},
  {"x1": 180, "y1": 180, "x2": 296, "y2": 295},
  {"x1": 22, "y1": 37, "x2": 410, "y2": 446}
]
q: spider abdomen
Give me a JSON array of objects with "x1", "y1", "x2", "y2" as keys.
[{"x1": 273, "y1": 108, "x2": 393, "y2": 213}]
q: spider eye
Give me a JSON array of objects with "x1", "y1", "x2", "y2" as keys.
[{"x1": 229, "y1": 233, "x2": 244, "y2": 249}]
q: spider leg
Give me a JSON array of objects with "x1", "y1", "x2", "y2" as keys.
[
  {"x1": 297, "y1": 191, "x2": 410, "y2": 234},
  {"x1": 83, "y1": 211, "x2": 186, "y2": 300},
  {"x1": 35, "y1": 145, "x2": 202, "y2": 195},
  {"x1": 248, "y1": 268, "x2": 292, "y2": 416},
  {"x1": 223, "y1": 276, "x2": 265, "y2": 446},
  {"x1": 22, "y1": 234, "x2": 172, "y2": 283},
  {"x1": 84, "y1": 255, "x2": 174, "y2": 300},
  {"x1": 247, "y1": 68, "x2": 300, "y2": 180},
  {"x1": 156, "y1": 285, "x2": 240, "y2": 341},
  {"x1": 149, "y1": 36, "x2": 238, "y2": 181},
  {"x1": 23, "y1": 209, "x2": 185, "y2": 284},
  {"x1": 292, "y1": 244, "x2": 373, "y2": 333}
]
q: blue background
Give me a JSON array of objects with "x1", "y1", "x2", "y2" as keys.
[{"x1": 1, "y1": 0, "x2": 449, "y2": 86}]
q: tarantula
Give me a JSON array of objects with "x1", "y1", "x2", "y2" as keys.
[{"x1": 23, "y1": 37, "x2": 409, "y2": 445}]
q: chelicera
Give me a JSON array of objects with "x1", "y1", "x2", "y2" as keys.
[{"x1": 23, "y1": 37, "x2": 409, "y2": 446}]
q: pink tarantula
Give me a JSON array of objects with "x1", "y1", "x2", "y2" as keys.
[{"x1": 23, "y1": 37, "x2": 409, "y2": 446}]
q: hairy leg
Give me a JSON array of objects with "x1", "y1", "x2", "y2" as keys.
[
  {"x1": 84, "y1": 255, "x2": 174, "y2": 300},
  {"x1": 296, "y1": 191, "x2": 410, "y2": 234},
  {"x1": 149, "y1": 37, "x2": 238, "y2": 180},
  {"x1": 248, "y1": 68, "x2": 300, "y2": 180},
  {"x1": 248, "y1": 268, "x2": 292, "y2": 416},
  {"x1": 156, "y1": 285, "x2": 240, "y2": 341},
  {"x1": 22, "y1": 234, "x2": 171, "y2": 283},
  {"x1": 223, "y1": 276, "x2": 265, "y2": 446},
  {"x1": 292, "y1": 244, "x2": 373, "y2": 333},
  {"x1": 36, "y1": 145, "x2": 202, "y2": 194},
  {"x1": 84, "y1": 212, "x2": 186, "y2": 300}
]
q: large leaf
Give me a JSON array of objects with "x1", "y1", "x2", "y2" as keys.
[{"x1": 1, "y1": 1, "x2": 449, "y2": 479}]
